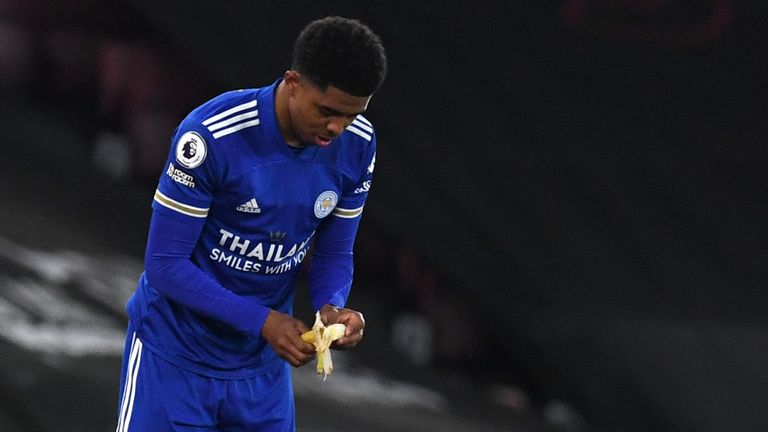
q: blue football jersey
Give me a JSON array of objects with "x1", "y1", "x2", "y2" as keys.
[{"x1": 126, "y1": 79, "x2": 376, "y2": 378}]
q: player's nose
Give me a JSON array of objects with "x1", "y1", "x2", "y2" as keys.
[{"x1": 326, "y1": 118, "x2": 346, "y2": 137}]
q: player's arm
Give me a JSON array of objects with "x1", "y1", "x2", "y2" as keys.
[
  {"x1": 307, "y1": 131, "x2": 376, "y2": 348},
  {"x1": 308, "y1": 215, "x2": 366, "y2": 348},
  {"x1": 145, "y1": 119, "x2": 274, "y2": 340},
  {"x1": 144, "y1": 208, "x2": 270, "y2": 336},
  {"x1": 148, "y1": 108, "x2": 315, "y2": 365},
  {"x1": 145, "y1": 209, "x2": 314, "y2": 366}
]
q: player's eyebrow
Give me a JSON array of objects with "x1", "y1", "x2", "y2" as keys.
[{"x1": 319, "y1": 105, "x2": 365, "y2": 118}]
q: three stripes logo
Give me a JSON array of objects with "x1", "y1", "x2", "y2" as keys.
[
  {"x1": 203, "y1": 99, "x2": 260, "y2": 139},
  {"x1": 346, "y1": 115, "x2": 373, "y2": 141},
  {"x1": 236, "y1": 198, "x2": 261, "y2": 214}
]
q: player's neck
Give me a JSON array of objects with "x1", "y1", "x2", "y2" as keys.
[{"x1": 274, "y1": 81, "x2": 303, "y2": 148}]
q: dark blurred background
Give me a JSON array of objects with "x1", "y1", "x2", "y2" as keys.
[{"x1": 0, "y1": 1, "x2": 766, "y2": 431}]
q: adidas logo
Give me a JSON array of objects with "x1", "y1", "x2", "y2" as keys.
[{"x1": 236, "y1": 198, "x2": 261, "y2": 214}]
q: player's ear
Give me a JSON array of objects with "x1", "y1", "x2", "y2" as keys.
[{"x1": 283, "y1": 70, "x2": 300, "y2": 91}]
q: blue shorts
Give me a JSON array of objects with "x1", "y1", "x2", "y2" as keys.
[{"x1": 115, "y1": 327, "x2": 295, "y2": 432}]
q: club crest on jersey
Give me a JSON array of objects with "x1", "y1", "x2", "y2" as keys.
[
  {"x1": 175, "y1": 131, "x2": 207, "y2": 169},
  {"x1": 314, "y1": 191, "x2": 338, "y2": 218}
]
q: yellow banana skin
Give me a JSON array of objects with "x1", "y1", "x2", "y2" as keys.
[{"x1": 301, "y1": 311, "x2": 346, "y2": 379}]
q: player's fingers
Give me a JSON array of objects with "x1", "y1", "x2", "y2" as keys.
[
  {"x1": 282, "y1": 343, "x2": 314, "y2": 367},
  {"x1": 320, "y1": 305, "x2": 340, "y2": 325},
  {"x1": 337, "y1": 311, "x2": 365, "y2": 336},
  {"x1": 334, "y1": 327, "x2": 364, "y2": 348},
  {"x1": 289, "y1": 318, "x2": 316, "y2": 355},
  {"x1": 289, "y1": 333, "x2": 317, "y2": 359},
  {"x1": 275, "y1": 331, "x2": 311, "y2": 365},
  {"x1": 293, "y1": 316, "x2": 311, "y2": 334},
  {"x1": 298, "y1": 339, "x2": 316, "y2": 355},
  {"x1": 296, "y1": 350, "x2": 315, "y2": 366},
  {"x1": 276, "y1": 344, "x2": 300, "y2": 367}
]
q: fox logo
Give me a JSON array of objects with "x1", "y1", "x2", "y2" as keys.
[{"x1": 314, "y1": 191, "x2": 338, "y2": 218}]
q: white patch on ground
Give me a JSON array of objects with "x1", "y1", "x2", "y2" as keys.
[
  {"x1": 0, "y1": 236, "x2": 138, "y2": 357},
  {"x1": 0, "y1": 236, "x2": 138, "y2": 313},
  {"x1": 0, "y1": 281, "x2": 125, "y2": 356}
]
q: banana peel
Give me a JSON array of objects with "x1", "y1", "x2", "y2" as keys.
[{"x1": 301, "y1": 311, "x2": 346, "y2": 380}]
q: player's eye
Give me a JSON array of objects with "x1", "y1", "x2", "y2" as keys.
[
  {"x1": 318, "y1": 106, "x2": 359, "y2": 125},
  {"x1": 318, "y1": 107, "x2": 337, "y2": 117}
]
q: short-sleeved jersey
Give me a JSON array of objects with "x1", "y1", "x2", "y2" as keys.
[{"x1": 127, "y1": 79, "x2": 376, "y2": 378}]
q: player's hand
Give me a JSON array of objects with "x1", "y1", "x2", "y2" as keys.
[
  {"x1": 319, "y1": 304, "x2": 366, "y2": 349},
  {"x1": 262, "y1": 309, "x2": 316, "y2": 367}
]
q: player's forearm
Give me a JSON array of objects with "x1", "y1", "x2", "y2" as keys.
[
  {"x1": 144, "y1": 210, "x2": 270, "y2": 337},
  {"x1": 308, "y1": 214, "x2": 360, "y2": 310},
  {"x1": 308, "y1": 251, "x2": 353, "y2": 310},
  {"x1": 146, "y1": 255, "x2": 270, "y2": 337}
]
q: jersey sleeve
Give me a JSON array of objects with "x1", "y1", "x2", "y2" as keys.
[
  {"x1": 143, "y1": 108, "x2": 270, "y2": 337},
  {"x1": 144, "y1": 210, "x2": 270, "y2": 337},
  {"x1": 332, "y1": 123, "x2": 377, "y2": 220},
  {"x1": 308, "y1": 128, "x2": 377, "y2": 310},
  {"x1": 152, "y1": 113, "x2": 221, "y2": 220}
]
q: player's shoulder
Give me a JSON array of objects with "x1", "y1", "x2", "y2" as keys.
[
  {"x1": 170, "y1": 88, "x2": 268, "y2": 175},
  {"x1": 324, "y1": 115, "x2": 375, "y2": 177},
  {"x1": 340, "y1": 115, "x2": 376, "y2": 163},
  {"x1": 184, "y1": 89, "x2": 263, "y2": 141},
  {"x1": 343, "y1": 114, "x2": 375, "y2": 143}
]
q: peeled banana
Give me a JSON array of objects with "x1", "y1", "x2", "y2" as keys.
[{"x1": 301, "y1": 311, "x2": 346, "y2": 379}]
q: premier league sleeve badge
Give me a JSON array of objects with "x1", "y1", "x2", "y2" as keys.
[{"x1": 175, "y1": 131, "x2": 207, "y2": 169}]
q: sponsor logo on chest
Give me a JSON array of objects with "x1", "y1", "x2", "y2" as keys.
[{"x1": 208, "y1": 228, "x2": 314, "y2": 275}]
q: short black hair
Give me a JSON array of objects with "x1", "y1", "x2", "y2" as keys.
[{"x1": 292, "y1": 16, "x2": 387, "y2": 97}]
